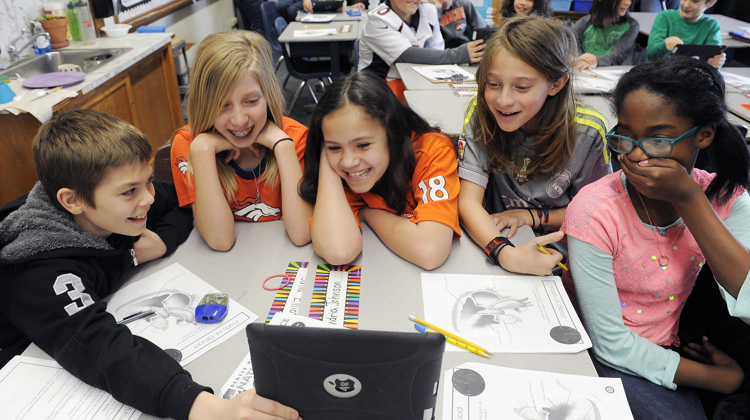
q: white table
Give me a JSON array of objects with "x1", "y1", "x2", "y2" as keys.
[
  {"x1": 22, "y1": 221, "x2": 596, "y2": 420},
  {"x1": 396, "y1": 63, "x2": 478, "y2": 91},
  {"x1": 630, "y1": 12, "x2": 750, "y2": 48},
  {"x1": 297, "y1": 10, "x2": 365, "y2": 21}
]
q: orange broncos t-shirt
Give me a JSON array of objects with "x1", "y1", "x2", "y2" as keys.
[
  {"x1": 170, "y1": 117, "x2": 308, "y2": 222},
  {"x1": 345, "y1": 132, "x2": 461, "y2": 237}
]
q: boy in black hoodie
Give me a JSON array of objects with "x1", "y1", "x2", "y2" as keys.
[{"x1": 0, "y1": 110, "x2": 300, "y2": 420}]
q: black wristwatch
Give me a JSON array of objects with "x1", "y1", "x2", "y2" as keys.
[{"x1": 484, "y1": 236, "x2": 514, "y2": 265}]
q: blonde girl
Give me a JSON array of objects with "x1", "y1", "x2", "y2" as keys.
[
  {"x1": 458, "y1": 15, "x2": 611, "y2": 275},
  {"x1": 170, "y1": 30, "x2": 311, "y2": 250}
]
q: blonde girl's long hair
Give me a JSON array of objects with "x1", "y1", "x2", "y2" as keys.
[
  {"x1": 185, "y1": 30, "x2": 286, "y2": 202},
  {"x1": 472, "y1": 15, "x2": 578, "y2": 179}
]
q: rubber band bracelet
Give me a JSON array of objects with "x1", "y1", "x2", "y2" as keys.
[
  {"x1": 484, "y1": 236, "x2": 514, "y2": 266},
  {"x1": 262, "y1": 274, "x2": 292, "y2": 290},
  {"x1": 526, "y1": 208, "x2": 536, "y2": 228},
  {"x1": 272, "y1": 138, "x2": 293, "y2": 154}
]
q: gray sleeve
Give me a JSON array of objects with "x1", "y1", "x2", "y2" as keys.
[
  {"x1": 457, "y1": 106, "x2": 490, "y2": 188},
  {"x1": 465, "y1": 1, "x2": 486, "y2": 29},
  {"x1": 596, "y1": 16, "x2": 640, "y2": 66},
  {"x1": 571, "y1": 15, "x2": 589, "y2": 54},
  {"x1": 395, "y1": 44, "x2": 471, "y2": 65}
]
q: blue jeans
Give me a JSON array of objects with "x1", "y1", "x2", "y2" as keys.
[
  {"x1": 276, "y1": 0, "x2": 306, "y2": 22},
  {"x1": 591, "y1": 356, "x2": 707, "y2": 420},
  {"x1": 639, "y1": 0, "x2": 679, "y2": 12}
]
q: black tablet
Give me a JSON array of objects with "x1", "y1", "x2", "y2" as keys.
[
  {"x1": 312, "y1": 0, "x2": 344, "y2": 12},
  {"x1": 472, "y1": 27, "x2": 497, "y2": 42},
  {"x1": 671, "y1": 44, "x2": 727, "y2": 61},
  {"x1": 246, "y1": 323, "x2": 446, "y2": 420}
]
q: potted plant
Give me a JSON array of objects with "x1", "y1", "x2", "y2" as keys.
[{"x1": 35, "y1": 15, "x2": 69, "y2": 49}]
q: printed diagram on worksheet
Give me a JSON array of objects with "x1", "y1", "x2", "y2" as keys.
[
  {"x1": 421, "y1": 273, "x2": 591, "y2": 353},
  {"x1": 103, "y1": 263, "x2": 258, "y2": 366},
  {"x1": 443, "y1": 362, "x2": 633, "y2": 420}
]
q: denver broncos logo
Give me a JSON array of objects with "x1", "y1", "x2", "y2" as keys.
[{"x1": 234, "y1": 202, "x2": 281, "y2": 222}]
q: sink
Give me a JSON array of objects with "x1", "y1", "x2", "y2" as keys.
[{"x1": 0, "y1": 48, "x2": 133, "y2": 79}]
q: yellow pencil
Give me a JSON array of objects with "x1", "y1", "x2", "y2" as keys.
[
  {"x1": 534, "y1": 243, "x2": 569, "y2": 271},
  {"x1": 415, "y1": 323, "x2": 491, "y2": 358},
  {"x1": 409, "y1": 315, "x2": 492, "y2": 356}
]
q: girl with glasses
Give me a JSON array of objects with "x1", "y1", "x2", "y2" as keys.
[{"x1": 562, "y1": 55, "x2": 750, "y2": 419}]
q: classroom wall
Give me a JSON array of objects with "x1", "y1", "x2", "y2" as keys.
[{"x1": 0, "y1": 0, "x2": 233, "y2": 63}]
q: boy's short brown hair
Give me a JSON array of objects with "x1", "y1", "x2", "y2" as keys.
[{"x1": 32, "y1": 109, "x2": 152, "y2": 210}]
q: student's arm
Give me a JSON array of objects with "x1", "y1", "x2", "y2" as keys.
[
  {"x1": 311, "y1": 150, "x2": 363, "y2": 264},
  {"x1": 704, "y1": 19, "x2": 726, "y2": 68},
  {"x1": 255, "y1": 121, "x2": 312, "y2": 246},
  {"x1": 143, "y1": 180, "x2": 193, "y2": 257},
  {"x1": 569, "y1": 236, "x2": 743, "y2": 392},
  {"x1": 465, "y1": 1, "x2": 486, "y2": 30},
  {"x1": 459, "y1": 179, "x2": 564, "y2": 275},
  {"x1": 595, "y1": 16, "x2": 640, "y2": 66},
  {"x1": 647, "y1": 11, "x2": 673, "y2": 59},
  {"x1": 189, "y1": 133, "x2": 240, "y2": 251},
  {"x1": 712, "y1": 192, "x2": 750, "y2": 320},
  {"x1": 395, "y1": 41, "x2": 482, "y2": 65},
  {"x1": 189, "y1": 390, "x2": 299, "y2": 420},
  {"x1": 360, "y1": 209, "x2": 453, "y2": 270},
  {"x1": 3, "y1": 265, "x2": 211, "y2": 419}
]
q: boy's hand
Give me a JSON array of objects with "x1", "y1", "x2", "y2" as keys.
[
  {"x1": 133, "y1": 229, "x2": 167, "y2": 264},
  {"x1": 303, "y1": 0, "x2": 313, "y2": 13},
  {"x1": 684, "y1": 337, "x2": 745, "y2": 394},
  {"x1": 576, "y1": 53, "x2": 598, "y2": 71},
  {"x1": 708, "y1": 52, "x2": 726, "y2": 69},
  {"x1": 665, "y1": 36, "x2": 683, "y2": 52},
  {"x1": 189, "y1": 390, "x2": 300, "y2": 420},
  {"x1": 467, "y1": 39, "x2": 485, "y2": 63},
  {"x1": 347, "y1": 2, "x2": 366, "y2": 10}
]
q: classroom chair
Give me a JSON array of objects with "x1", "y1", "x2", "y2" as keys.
[{"x1": 259, "y1": 1, "x2": 285, "y2": 76}]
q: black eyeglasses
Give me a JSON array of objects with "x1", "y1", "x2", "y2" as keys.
[{"x1": 605, "y1": 126, "x2": 699, "y2": 158}]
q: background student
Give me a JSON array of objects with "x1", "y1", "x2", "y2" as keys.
[
  {"x1": 171, "y1": 31, "x2": 311, "y2": 251},
  {"x1": 358, "y1": 0, "x2": 485, "y2": 102},
  {"x1": 0, "y1": 109, "x2": 301, "y2": 420},
  {"x1": 573, "y1": 0, "x2": 640, "y2": 70},
  {"x1": 458, "y1": 15, "x2": 611, "y2": 275},
  {"x1": 427, "y1": 0, "x2": 488, "y2": 48},
  {"x1": 647, "y1": 0, "x2": 725, "y2": 68},
  {"x1": 300, "y1": 71, "x2": 461, "y2": 270},
  {"x1": 562, "y1": 56, "x2": 750, "y2": 419},
  {"x1": 491, "y1": 0, "x2": 552, "y2": 27}
]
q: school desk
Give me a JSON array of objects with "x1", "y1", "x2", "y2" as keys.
[
  {"x1": 396, "y1": 63, "x2": 478, "y2": 91},
  {"x1": 21, "y1": 221, "x2": 597, "y2": 419},
  {"x1": 297, "y1": 10, "x2": 365, "y2": 21},
  {"x1": 277, "y1": 21, "x2": 361, "y2": 78},
  {"x1": 630, "y1": 12, "x2": 750, "y2": 49}
]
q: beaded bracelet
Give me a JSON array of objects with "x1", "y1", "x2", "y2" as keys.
[
  {"x1": 272, "y1": 137, "x2": 293, "y2": 153},
  {"x1": 536, "y1": 208, "x2": 549, "y2": 230}
]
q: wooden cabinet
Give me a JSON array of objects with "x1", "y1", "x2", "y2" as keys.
[{"x1": 0, "y1": 43, "x2": 183, "y2": 206}]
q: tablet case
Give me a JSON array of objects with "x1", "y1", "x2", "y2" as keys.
[
  {"x1": 671, "y1": 44, "x2": 727, "y2": 61},
  {"x1": 312, "y1": 0, "x2": 344, "y2": 12},
  {"x1": 472, "y1": 27, "x2": 497, "y2": 42},
  {"x1": 247, "y1": 323, "x2": 446, "y2": 420}
]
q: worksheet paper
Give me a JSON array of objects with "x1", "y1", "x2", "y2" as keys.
[
  {"x1": 265, "y1": 261, "x2": 310, "y2": 323},
  {"x1": 443, "y1": 362, "x2": 633, "y2": 420},
  {"x1": 220, "y1": 313, "x2": 341, "y2": 399},
  {"x1": 294, "y1": 28, "x2": 338, "y2": 37},
  {"x1": 421, "y1": 273, "x2": 591, "y2": 353},
  {"x1": 0, "y1": 356, "x2": 141, "y2": 420},
  {"x1": 412, "y1": 65, "x2": 476, "y2": 83},
  {"x1": 103, "y1": 263, "x2": 258, "y2": 366}
]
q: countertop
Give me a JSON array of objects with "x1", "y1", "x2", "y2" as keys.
[{"x1": 0, "y1": 32, "x2": 174, "y2": 123}]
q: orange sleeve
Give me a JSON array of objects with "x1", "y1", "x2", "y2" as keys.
[
  {"x1": 410, "y1": 133, "x2": 461, "y2": 236},
  {"x1": 170, "y1": 126, "x2": 196, "y2": 208}
]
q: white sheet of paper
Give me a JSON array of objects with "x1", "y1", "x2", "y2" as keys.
[
  {"x1": 301, "y1": 14, "x2": 335, "y2": 22},
  {"x1": 103, "y1": 263, "x2": 258, "y2": 366},
  {"x1": 722, "y1": 70, "x2": 750, "y2": 87},
  {"x1": 412, "y1": 65, "x2": 476, "y2": 82},
  {"x1": 443, "y1": 362, "x2": 633, "y2": 419},
  {"x1": 294, "y1": 29, "x2": 338, "y2": 37},
  {"x1": 268, "y1": 312, "x2": 345, "y2": 328},
  {"x1": 0, "y1": 356, "x2": 141, "y2": 420},
  {"x1": 421, "y1": 273, "x2": 591, "y2": 353}
]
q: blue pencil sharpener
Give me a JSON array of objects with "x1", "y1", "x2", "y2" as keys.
[{"x1": 195, "y1": 293, "x2": 229, "y2": 323}]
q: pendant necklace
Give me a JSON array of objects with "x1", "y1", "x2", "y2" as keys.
[
  {"x1": 636, "y1": 190, "x2": 684, "y2": 270},
  {"x1": 249, "y1": 160, "x2": 261, "y2": 204}
]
